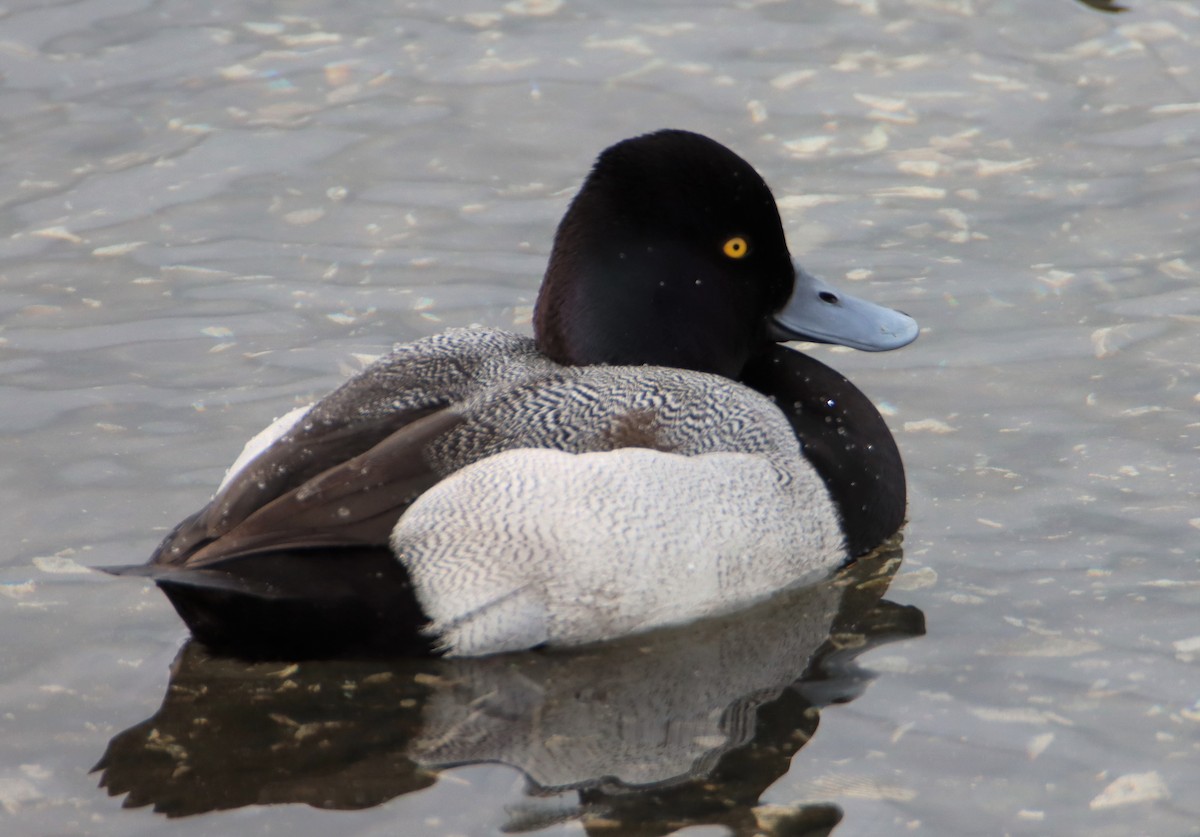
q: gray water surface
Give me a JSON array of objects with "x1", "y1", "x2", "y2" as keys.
[{"x1": 1, "y1": 1, "x2": 1198, "y2": 835}]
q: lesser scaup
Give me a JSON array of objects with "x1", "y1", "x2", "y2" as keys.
[{"x1": 107, "y1": 129, "x2": 918, "y2": 658}]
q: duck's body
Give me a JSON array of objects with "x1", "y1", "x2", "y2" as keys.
[{"x1": 111, "y1": 130, "x2": 917, "y2": 658}]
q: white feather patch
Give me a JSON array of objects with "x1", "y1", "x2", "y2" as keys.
[
  {"x1": 393, "y1": 447, "x2": 843, "y2": 656},
  {"x1": 216, "y1": 405, "x2": 313, "y2": 494}
]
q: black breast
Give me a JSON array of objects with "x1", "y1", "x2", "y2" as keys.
[{"x1": 740, "y1": 344, "x2": 906, "y2": 556}]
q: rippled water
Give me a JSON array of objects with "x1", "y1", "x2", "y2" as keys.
[{"x1": 2, "y1": 1, "x2": 1197, "y2": 835}]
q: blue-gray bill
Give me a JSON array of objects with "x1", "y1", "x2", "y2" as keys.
[{"x1": 769, "y1": 263, "x2": 919, "y2": 352}]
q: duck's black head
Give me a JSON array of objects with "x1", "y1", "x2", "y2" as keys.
[
  {"x1": 537, "y1": 130, "x2": 920, "y2": 556},
  {"x1": 535, "y1": 130, "x2": 796, "y2": 378}
]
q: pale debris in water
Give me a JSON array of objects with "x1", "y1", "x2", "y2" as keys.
[
  {"x1": 832, "y1": 50, "x2": 873, "y2": 72},
  {"x1": 1089, "y1": 771, "x2": 1170, "y2": 810},
  {"x1": 33, "y1": 555, "x2": 90, "y2": 575},
  {"x1": 776, "y1": 193, "x2": 846, "y2": 210},
  {"x1": 891, "y1": 721, "x2": 915, "y2": 743},
  {"x1": 970, "y1": 72, "x2": 1029, "y2": 92},
  {"x1": 163, "y1": 265, "x2": 236, "y2": 279},
  {"x1": 324, "y1": 63, "x2": 353, "y2": 87},
  {"x1": 908, "y1": 0, "x2": 974, "y2": 17},
  {"x1": 1141, "y1": 577, "x2": 1200, "y2": 588},
  {"x1": 471, "y1": 53, "x2": 539, "y2": 73},
  {"x1": 39, "y1": 684, "x2": 75, "y2": 696},
  {"x1": 498, "y1": 181, "x2": 546, "y2": 197},
  {"x1": 1157, "y1": 257, "x2": 1194, "y2": 278},
  {"x1": 837, "y1": 0, "x2": 880, "y2": 15},
  {"x1": 807, "y1": 773, "x2": 916, "y2": 802},
  {"x1": 1151, "y1": 102, "x2": 1200, "y2": 115},
  {"x1": 987, "y1": 634, "x2": 1101, "y2": 658},
  {"x1": 903, "y1": 418, "x2": 957, "y2": 434},
  {"x1": 1027, "y1": 732, "x2": 1054, "y2": 760},
  {"x1": 504, "y1": 0, "x2": 563, "y2": 15},
  {"x1": 854, "y1": 92, "x2": 908, "y2": 112},
  {"x1": 201, "y1": 326, "x2": 233, "y2": 338},
  {"x1": 1038, "y1": 269, "x2": 1075, "y2": 292},
  {"x1": 871, "y1": 106, "x2": 916, "y2": 126},
  {"x1": 1117, "y1": 20, "x2": 1184, "y2": 43},
  {"x1": 1171, "y1": 635, "x2": 1200, "y2": 655},
  {"x1": 19, "y1": 175, "x2": 59, "y2": 190},
  {"x1": 1091, "y1": 325, "x2": 1132, "y2": 359},
  {"x1": 31, "y1": 226, "x2": 84, "y2": 244},
  {"x1": 243, "y1": 21, "x2": 283, "y2": 34},
  {"x1": 869, "y1": 655, "x2": 913, "y2": 674},
  {"x1": 219, "y1": 63, "x2": 257, "y2": 81},
  {"x1": 584, "y1": 35, "x2": 653, "y2": 56},
  {"x1": 1120, "y1": 405, "x2": 1163, "y2": 417},
  {"x1": 92, "y1": 242, "x2": 146, "y2": 257},
  {"x1": 0, "y1": 581, "x2": 37, "y2": 600},
  {"x1": 939, "y1": 207, "x2": 971, "y2": 231},
  {"x1": 634, "y1": 22, "x2": 695, "y2": 36},
  {"x1": 876, "y1": 185, "x2": 946, "y2": 200},
  {"x1": 284, "y1": 207, "x2": 325, "y2": 225},
  {"x1": 458, "y1": 13, "x2": 502, "y2": 28},
  {"x1": 896, "y1": 159, "x2": 941, "y2": 178},
  {"x1": 770, "y1": 68, "x2": 816, "y2": 90},
  {"x1": 278, "y1": 32, "x2": 342, "y2": 47},
  {"x1": 859, "y1": 125, "x2": 889, "y2": 152},
  {"x1": 891, "y1": 566, "x2": 938, "y2": 591},
  {"x1": 0, "y1": 775, "x2": 42, "y2": 814},
  {"x1": 976, "y1": 158, "x2": 1036, "y2": 177},
  {"x1": 971, "y1": 707, "x2": 1073, "y2": 726},
  {"x1": 782, "y1": 136, "x2": 834, "y2": 157}
]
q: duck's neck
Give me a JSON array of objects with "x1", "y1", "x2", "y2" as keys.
[{"x1": 739, "y1": 344, "x2": 906, "y2": 556}]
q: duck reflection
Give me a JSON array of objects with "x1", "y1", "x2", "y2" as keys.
[{"x1": 95, "y1": 545, "x2": 923, "y2": 833}]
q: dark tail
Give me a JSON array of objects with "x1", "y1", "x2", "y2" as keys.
[{"x1": 99, "y1": 548, "x2": 436, "y2": 660}]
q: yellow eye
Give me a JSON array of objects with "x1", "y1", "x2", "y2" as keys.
[{"x1": 722, "y1": 236, "x2": 749, "y2": 259}]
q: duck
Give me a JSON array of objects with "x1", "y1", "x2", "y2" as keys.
[{"x1": 106, "y1": 129, "x2": 918, "y2": 659}]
